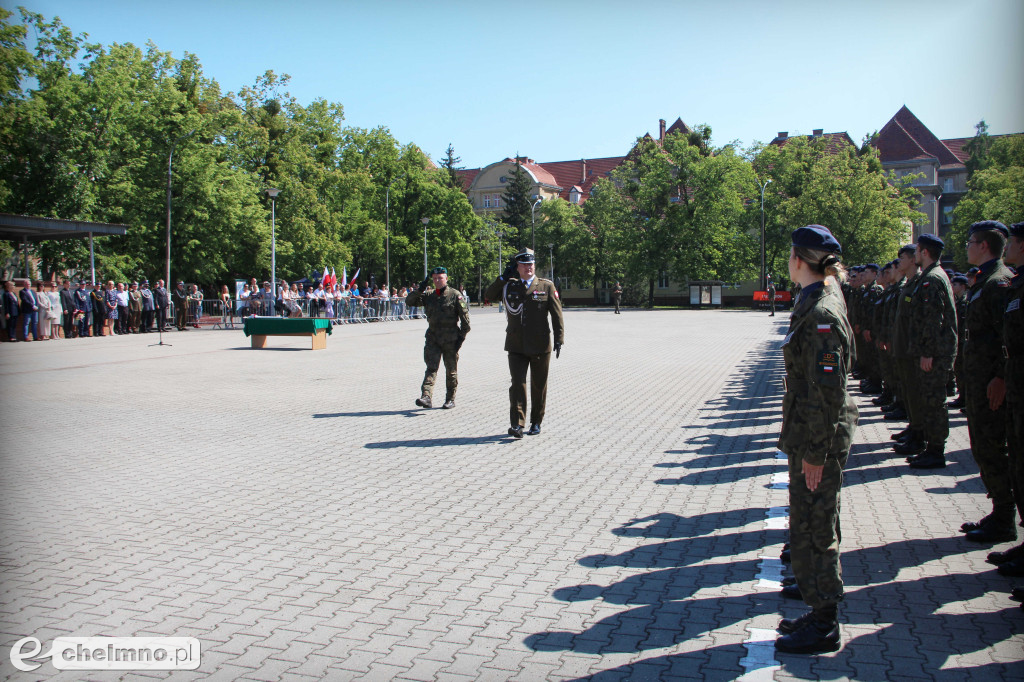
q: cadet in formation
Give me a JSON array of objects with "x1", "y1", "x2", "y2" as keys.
[
  {"x1": 776, "y1": 225, "x2": 858, "y2": 654},
  {"x1": 406, "y1": 266, "x2": 470, "y2": 410},
  {"x1": 484, "y1": 249, "x2": 564, "y2": 439}
]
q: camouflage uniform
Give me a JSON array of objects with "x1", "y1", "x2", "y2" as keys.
[
  {"x1": 778, "y1": 280, "x2": 858, "y2": 613},
  {"x1": 405, "y1": 285, "x2": 471, "y2": 401},
  {"x1": 892, "y1": 271, "x2": 921, "y2": 426},
  {"x1": 963, "y1": 259, "x2": 1014, "y2": 513},
  {"x1": 905, "y1": 263, "x2": 958, "y2": 448},
  {"x1": 858, "y1": 282, "x2": 883, "y2": 386},
  {"x1": 953, "y1": 288, "x2": 968, "y2": 397},
  {"x1": 1003, "y1": 271, "x2": 1024, "y2": 526},
  {"x1": 877, "y1": 276, "x2": 905, "y2": 398}
]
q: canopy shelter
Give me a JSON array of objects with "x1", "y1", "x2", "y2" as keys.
[{"x1": 0, "y1": 213, "x2": 128, "y2": 284}]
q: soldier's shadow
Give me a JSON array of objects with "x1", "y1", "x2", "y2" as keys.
[
  {"x1": 314, "y1": 409, "x2": 423, "y2": 418},
  {"x1": 364, "y1": 435, "x2": 509, "y2": 448}
]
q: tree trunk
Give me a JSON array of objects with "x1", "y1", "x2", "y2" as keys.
[{"x1": 647, "y1": 278, "x2": 655, "y2": 308}]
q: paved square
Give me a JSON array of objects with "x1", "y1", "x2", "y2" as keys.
[{"x1": 1, "y1": 308, "x2": 1022, "y2": 680}]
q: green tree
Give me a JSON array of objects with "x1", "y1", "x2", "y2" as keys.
[
  {"x1": 533, "y1": 197, "x2": 593, "y2": 289},
  {"x1": 501, "y1": 157, "x2": 533, "y2": 249},
  {"x1": 439, "y1": 143, "x2": 463, "y2": 191},
  {"x1": 964, "y1": 120, "x2": 992, "y2": 179},
  {"x1": 948, "y1": 134, "x2": 1024, "y2": 269}
]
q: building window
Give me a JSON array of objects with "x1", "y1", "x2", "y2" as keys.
[
  {"x1": 569, "y1": 189, "x2": 580, "y2": 204},
  {"x1": 943, "y1": 178, "x2": 954, "y2": 193},
  {"x1": 942, "y1": 206, "x2": 954, "y2": 225},
  {"x1": 483, "y1": 195, "x2": 491, "y2": 208},
  {"x1": 657, "y1": 272, "x2": 670, "y2": 289},
  {"x1": 494, "y1": 195, "x2": 501, "y2": 209}
]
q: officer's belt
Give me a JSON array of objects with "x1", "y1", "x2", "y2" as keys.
[{"x1": 964, "y1": 328, "x2": 998, "y2": 343}]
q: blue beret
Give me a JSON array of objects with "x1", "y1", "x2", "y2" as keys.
[
  {"x1": 969, "y1": 220, "x2": 1009, "y2": 238},
  {"x1": 967, "y1": 267, "x2": 979, "y2": 276},
  {"x1": 951, "y1": 273, "x2": 968, "y2": 285},
  {"x1": 917, "y1": 233, "x2": 944, "y2": 252},
  {"x1": 1010, "y1": 222, "x2": 1024, "y2": 238},
  {"x1": 898, "y1": 244, "x2": 916, "y2": 257},
  {"x1": 864, "y1": 263, "x2": 879, "y2": 272},
  {"x1": 791, "y1": 224, "x2": 842, "y2": 253}
]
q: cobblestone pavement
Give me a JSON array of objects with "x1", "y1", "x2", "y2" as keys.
[{"x1": 1, "y1": 308, "x2": 1022, "y2": 681}]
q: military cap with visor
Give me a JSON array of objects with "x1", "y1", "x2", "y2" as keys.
[{"x1": 514, "y1": 249, "x2": 536, "y2": 264}]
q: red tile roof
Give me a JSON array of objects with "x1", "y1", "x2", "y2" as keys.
[{"x1": 875, "y1": 106, "x2": 963, "y2": 167}]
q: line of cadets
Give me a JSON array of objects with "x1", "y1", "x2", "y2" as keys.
[{"x1": 843, "y1": 220, "x2": 1024, "y2": 610}]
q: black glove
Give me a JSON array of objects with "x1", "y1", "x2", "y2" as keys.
[
  {"x1": 419, "y1": 277, "x2": 430, "y2": 291},
  {"x1": 456, "y1": 334, "x2": 465, "y2": 352},
  {"x1": 502, "y1": 261, "x2": 517, "y2": 281},
  {"x1": 554, "y1": 342, "x2": 562, "y2": 359}
]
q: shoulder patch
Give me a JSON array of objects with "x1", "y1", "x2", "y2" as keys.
[
  {"x1": 922, "y1": 281, "x2": 930, "y2": 287},
  {"x1": 816, "y1": 323, "x2": 832, "y2": 334},
  {"x1": 817, "y1": 349, "x2": 842, "y2": 386}
]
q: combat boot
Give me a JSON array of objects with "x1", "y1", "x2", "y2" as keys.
[
  {"x1": 442, "y1": 393, "x2": 455, "y2": 409},
  {"x1": 961, "y1": 511, "x2": 994, "y2": 533},
  {"x1": 884, "y1": 405, "x2": 908, "y2": 421},
  {"x1": 893, "y1": 432, "x2": 925, "y2": 455},
  {"x1": 780, "y1": 584, "x2": 802, "y2": 600},
  {"x1": 966, "y1": 504, "x2": 1018, "y2": 544},
  {"x1": 891, "y1": 427, "x2": 913, "y2": 442},
  {"x1": 987, "y1": 542, "x2": 1024, "y2": 566},
  {"x1": 998, "y1": 560, "x2": 1024, "y2": 577},
  {"x1": 881, "y1": 399, "x2": 903, "y2": 413},
  {"x1": 909, "y1": 446, "x2": 946, "y2": 469},
  {"x1": 872, "y1": 390, "x2": 893, "y2": 406},
  {"x1": 777, "y1": 610, "x2": 815, "y2": 634},
  {"x1": 415, "y1": 394, "x2": 432, "y2": 409},
  {"x1": 947, "y1": 395, "x2": 965, "y2": 409},
  {"x1": 775, "y1": 611, "x2": 840, "y2": 654}
]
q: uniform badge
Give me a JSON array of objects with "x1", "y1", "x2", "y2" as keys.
[
  {"x1": 816, "y1": 324, "x2": 832, "y2": 334},
  {"x1": 817, "y1": 350, "x2": 840, "y2": 384},
  {"x1": 1008, "y1": 299, "x2": 1021, "y2": 313}
]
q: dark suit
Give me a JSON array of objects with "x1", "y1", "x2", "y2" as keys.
[
  {"x1": 172, "y1": 286, "x2": 188, "y2": 330},
  {"x1": 153, "y1": 285, "x2": 168, "y2": 331},
  {"x1": 60, "y1": 287, "x2": 76, "y2": 337},
  {"x1": 19, "y1": 287, "x2": 39, "y2": 340},
  {"x1": 3, "y1": 290, "x2": 19, "y2": 340},
  {"x1": 485, "y1": 274, "x2": 565, "y2": 428}
]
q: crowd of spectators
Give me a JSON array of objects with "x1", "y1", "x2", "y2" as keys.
[{"x1": 2, "y1": 275, "x2": 472, "y2": 341}]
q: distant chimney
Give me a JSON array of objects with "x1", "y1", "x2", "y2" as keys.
[
  {"x1": 581, "y1": 159, "x2": 587, "y2": 183},
  {"x1": 812, "y1": 128, "x2": 823, "y2": 136},
  {"x1": 659, "y1": 119, "x2": 666, "y2": 141},
  {"x1": 777, "y1": 132, "x2": 788, "y2": 140}
]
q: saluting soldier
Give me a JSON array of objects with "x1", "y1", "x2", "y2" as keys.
[
  {"x1": 960, "y1": 220, "x2": 1016, "y2": 544},
  {"x1": 902, "y1": 234, "x2": 958, "y2": 469},
  {"x1": 485, "y1": 249, "x2": 564, "y2": 439},
  {"x1": 775, "y1": 225, "x2": 857, "y2": 654},
  {"x1": 406, "y1": 266, "x2": 470, "y2": 409},
  {"x1": 988, "y1": 222, "x2": 1024, "y2": 575}
]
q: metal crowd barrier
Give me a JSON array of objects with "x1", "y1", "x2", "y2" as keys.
[{"x1": 170, "y1": 296, "x2": 427, "y2": 329}]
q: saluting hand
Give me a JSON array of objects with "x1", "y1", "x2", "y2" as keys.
[{"x1": 802, "y1": 460, "x2": 824, "y2": 492}]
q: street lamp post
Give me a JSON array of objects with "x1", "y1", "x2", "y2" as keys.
[
  {"x1": 756, "y1": 177, "x2": 772, "y2": 290},
  {"x1": 530, "y1": 196, "x2": 543, "y2": 251},
  {"x1": 267, "y1": 188, "x2": 281, "y2": 305},
  {"x1": 547, "y1": 243, "x2": 554, "y2": 281},
  {"x1": 421, "y1": 217, "x2": 430, "y2": 278},
  {"x1": 386, "y1": 173, "x2": 405, "y2": 293},
  {"x1": 165, "y1": 129, "x2": 196, "y2": 288}
]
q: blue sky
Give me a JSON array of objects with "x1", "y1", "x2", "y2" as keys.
[{"x1": 10, "y1": 0, "x2": 1024, "y2": 168}]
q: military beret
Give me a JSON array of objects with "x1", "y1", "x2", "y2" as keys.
[
  {"x1": 968, "y1": 220, "x2": 1008, "y2": 238},
  {"x1": 431, "y1": 266, "x2": 447, "y2": 275},
  {"x1": 514, "y1": 249, "x2": 536, "y2": 264},
  {"x1": 951, "y1": 273, "x2": 968, "y2": 285},
  {"x1": 1010, "y1": 222, "x2": 1024, "y2": 238},
  {"x1": 791, "y1": 224, "x2": 842, "y2": 253},
  {"x1": 881, "y1": 262, "x2": 894, "y2": 271},
  {"x1": 898, "y1": 244, "x2": 917, "y2": 257},
  {"x1": 917, "y1": 233, "x2": 944, "y2": 253},
  {"x1": 967, "y1": 267, "x2": 980, "y2": 276},
  {"x1": 864, "y1": 263, "x2": 879, "y2": 272}
]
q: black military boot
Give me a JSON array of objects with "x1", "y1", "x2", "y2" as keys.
[
  {"x1": 884, "y1": 405, "x2": 908, "y2": 421},
  {"x1": 891, "y1": 427, "x2": 913, "y2": 442},
  {"x1": 780, "y1": 584, "x2": 802, "y2": 600},
  {"x1": 962, "y1": 511, "x2": 994, "y2": 533},
  {"x1": 872, "y1": 390, "x2": 893, "y2": 406},
  {"x1": 777, "y1": 610, "x2": 815, "y2": 634},
  {"x1": 881, "y1": 399, "x2": 903, "y2": 413},
  {"x1": 442, "y1": 394, "x2": 455, "y2": 409},
  {"x1": 966, "y1": 504, "x2": 1018, "y2": 544},
  {"x1": 775, "y1": 607, "x2": 840, "y2": 654},
  {"x1": 415, "y1": 394, "x2": 432, "y2": 409},
  {"x1": 987, "y1": 542, "x2": 1024, "y2": 566},
  {"x1": 909, "y1": 444, "x2": 946, "y2": 469},
  {"x1": 893, "y1": 432, "x2": 925, "y2": 455},
  {"x1": 998, "y1": 560, "x2": 1024, "y2": 577},
  {"x1": 947, "y1": 395, "x2": 965, "y2": 409}
]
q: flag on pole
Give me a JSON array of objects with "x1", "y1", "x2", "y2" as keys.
[
  {"x1": 349, "y1": 268, "x2": 360, "y2": 289},
  {"x1": 342, "y1": 266, "x2": 347, "y2": 288}
]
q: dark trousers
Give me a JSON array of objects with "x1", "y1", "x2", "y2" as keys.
[
  {"x1": 421, "y1": 339, "x2": 458, "y2": 398},
  {"x1": 156, "y1": 306, "x2": 167, "y2": 330},
  {"x1": 1007, "y1": 389, "x2": 1024, "y2": 527},
  {"x1": 508, "y1": 351, "x2": 551, "y2": 427},
  {"x1": 117, "y1": 305, "x2": 128, "y2": 333},
  {"x1": 141, "y1": 309, "x2": 154, "y2": 331},
  {"x1": 964, "y1": 373, "x2": 1011, "y2": 506},
  {"x1": 77, "y1": 314, "x2": 89, "y2": 338}
]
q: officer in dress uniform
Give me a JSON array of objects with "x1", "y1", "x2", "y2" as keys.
[
  {"x1": 485, "y1": 249, "x2": 564, "y2": 439},
  {"x1": 776, "y1": 225, "x2": 858, "y2": 654},
  {"x1": 406, "y1": 266, "x2": 470, "y2": 409}
]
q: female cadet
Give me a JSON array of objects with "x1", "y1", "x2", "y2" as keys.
[{"x1": 776, "y1": 225, "x2": 858, "y2": 654}]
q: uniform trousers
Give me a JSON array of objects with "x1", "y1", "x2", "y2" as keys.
[
  {"x1": 964, "y1": 374, "x2": 1011, "y2": 506},
  {"x1": 896, "y1": 357, "x2": 918, "y2": 426},
  {"x1": 508, "y1": 351, "x2": 550, "y2": 427},
  {"x1": 1007, "y1": 391, "x2": 1024, "y2": 526},
  {"x1": 175, "y1": 303, "x2": 187, "y2": 330},
  {"x1": 788, "y1": 450, "x2": 848, "y2": 610},
  {"x1": 906, "y1": 356, "x2": 952, "y2": 446},
  {"x1": 421, "y1": 337, "x2": 458, "y2": 398}
]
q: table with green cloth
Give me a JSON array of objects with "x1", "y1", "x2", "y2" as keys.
[{"x1": 243, "y1": 316, "x2": 332, "y2": 350}]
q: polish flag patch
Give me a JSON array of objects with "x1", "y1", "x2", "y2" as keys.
[
  {"x1": 817, "y1": 324, "x2": 832, "y2": 333},
  {"x1": 823, "y1": 365, "x2": 834, "y2": 373}
]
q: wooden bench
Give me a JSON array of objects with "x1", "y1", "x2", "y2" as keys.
[{"x1": 243, "y1": 317, "x2": 332, "y2": 350}]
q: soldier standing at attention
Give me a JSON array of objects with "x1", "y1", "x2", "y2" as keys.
[
  {"x1": 987, "y1": 222, "x2": 1024, "y2": 575},
  {"x1": 612, "y1": 282, "x2": 622, "y2": 314},
  {"x1": 406, "y1": 266, "x2": 470, "y2": 410},
  {"x1": 775, "y1": 225, "x2": 857, "y2": 654},
  {"x1": 485, "y1": 249, "x2": 564, "y2": 439},
  {"x1": 903, "y1": 234, "x2": 958, "y2": 469},
  {"x1": 960, "y1": 221, "x2": 1016, "y2": 544},
  {"x1": 948, "y1": 273, "x2": 969, "y2": 410}
]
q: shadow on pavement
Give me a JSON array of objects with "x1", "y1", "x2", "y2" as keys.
[
  {"x1": 364, "y1": 435, "x2": 509, "y2": 448},
  {"x1": 314, "y1": 409, "x2": 423, "y2": 418}
]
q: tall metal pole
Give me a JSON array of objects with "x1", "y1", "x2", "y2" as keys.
[
  {"x1": 547, "y1": 243, "x2": 554, "y2": 281},
  {"x1": 166, "y1": 129, "x2": 196, "y2": 289},
  {"x1": 757, "y1": 177, "x2": 772, "y2": 290},
  {"x1": 531, "y1": 198, "x2": 542, "y2": 252},
  {"x1": 421, "y1": 218, "x2": 430, "y2": 278},
  {"x1": 266, "y1": 188, "x2": 281, "y2": 305}
]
